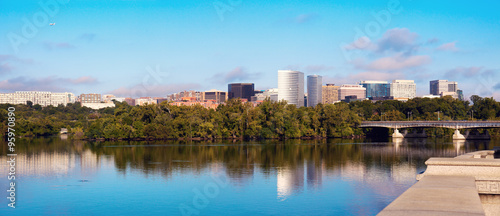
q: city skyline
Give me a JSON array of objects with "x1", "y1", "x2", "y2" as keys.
[
  {"x1": 1, "y1": 0, "x2": 499, "y2": 100},
  {"x1": 0, "y1": 76, "x2": 467, "y2": 105}
]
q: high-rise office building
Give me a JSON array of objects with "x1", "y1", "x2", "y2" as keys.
[
  {"x1": 307, "y1": 75, "x2": 322, "y2": 107},
  {"x1": 360, "y1": 81, "x2": 390, "y2": 99},
  {"x1": 204, "y1": 89, "x2": 227, "y2": 103},
  {"x1": 390, "y1": 80, "x2": 416, "y2": 99},
  {"x1": 228, "y1": 83, "x2": 255, "y2": 101},
  {"x1": 322, "y1": 84, "x2": 340, "y2": 104},
  {"x1": 339, "y1": 84, "x2": 366, "y2": 101},
  {"x1": 430, "y1": 80, "x2": 457, "y2": 95},
  {"x1": 278, "y1": 70, "x2": 304, "y2": 107}
]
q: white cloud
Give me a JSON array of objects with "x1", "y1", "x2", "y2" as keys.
[
  {"x1": 43, "y1": 41, "x2": 75, "y2": 50},
  {"x1": 108, "y1": 83, "x2": 201, "y2": 98},
  {"x1": 376, "y1": 28, "x2": 419, "y2": 53},
  {"x1": 436, "y1": 41, "x2": 458, "y2": 52},
  {"x1": 209, "y1": 67, "x2": 261, "y2": 84},
  {"x1": 358, "y1": 53, "x2": 431, "y2": 71},
  {"x1": 0, "y1": 76, "x2": 99, "y2": 93},
  {"x1": 343, "y1": 28, "x2": 419, "y2": 54}
]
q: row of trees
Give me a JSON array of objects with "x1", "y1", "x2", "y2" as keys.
[
  {"x1": 1, "y1": 95, "x2": 500, "y2": 140},
  {"x1": 85, "y1": 99, "x2": 362, "y2": 139}
]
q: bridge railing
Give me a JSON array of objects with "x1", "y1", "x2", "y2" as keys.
[{"x1": 360, "y1": 121, "x2": 500, "y2": 129}]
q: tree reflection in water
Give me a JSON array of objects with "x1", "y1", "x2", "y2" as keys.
[{"x1": 1, "y1": 137, "x2": 498, "y2": 201}]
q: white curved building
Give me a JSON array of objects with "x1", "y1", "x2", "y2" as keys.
[
  {"x1": 307, "y1": 75, "x2": 322, "y2": 107},
  {"x1": 278, "y1": 70, "x2": 304, "y2": 107}
]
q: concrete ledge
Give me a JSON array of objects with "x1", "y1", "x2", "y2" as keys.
[
  {"x1": 425, "y1": 158, "x2": 500, "y2": 167},
  {"x1": 416, "y1": 150, "x2": 500, "y2": 195},
  {"x1": 378, "y1": 176, "x2": 485, "y2": 216}
]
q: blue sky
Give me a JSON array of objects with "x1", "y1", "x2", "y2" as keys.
[{"x1": 1, "y1": 0, "x2": 499, "y2": 99}]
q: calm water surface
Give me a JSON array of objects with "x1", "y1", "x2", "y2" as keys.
[{"x1": 1, "y1": 137, "x2": 498, "y2": 216}]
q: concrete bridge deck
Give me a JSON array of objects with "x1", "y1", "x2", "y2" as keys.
[
  {"x1": 361, "y1": 121, "x2": 500, "y2": 130},
  {"x1": 361, "y1": 121, "x2": 500, "y2": 140}
]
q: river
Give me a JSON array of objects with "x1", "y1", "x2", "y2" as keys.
[{"x1": 1, "y1": 137, "x2": 499, "y2": 215}]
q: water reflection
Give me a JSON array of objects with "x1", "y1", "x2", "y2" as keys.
[
  {"x1": 2, "y1": 138, "x2": 498, "y2": 183},
  {"x1": 0, "y1": 137, "x2": 499, "y2": 215}
]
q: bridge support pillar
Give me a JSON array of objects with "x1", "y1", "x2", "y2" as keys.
[
  {"x1": 392, "y1": 128, "x2": 404, "y2": 138},
  {"x1": 452, "y1": 129, "x2": 466, "y2": 140}
]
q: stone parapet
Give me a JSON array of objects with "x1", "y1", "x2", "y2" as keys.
[{"x1": 417, "y1": 150, "x2": 500, "y2": 195}]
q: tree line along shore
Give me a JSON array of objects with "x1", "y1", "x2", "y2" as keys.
[{"x1": 1, "y1": 95, "x2": 500, "y2": 141}]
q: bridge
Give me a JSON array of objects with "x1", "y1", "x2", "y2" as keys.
[{"x1": 360, "y1": 121, "x2": 500, "y2": 140}]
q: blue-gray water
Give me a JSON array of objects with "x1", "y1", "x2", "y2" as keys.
[{"x1": 1, "y1": 137, "x2": 498, "y2": 216}]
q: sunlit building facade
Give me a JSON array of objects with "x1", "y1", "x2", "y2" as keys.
[
  {"x1": 79, "y1": 93, "x2": 101, "y2": 103},
  {"x1": 339, "y1": 84, "x2": 366, "y2": 101},
  {"x1": 278, "y1": 70, "x2": 304, "y2": 107},
  {"x1": 204, "y1": 89, "x2": 227, "y2": 104},
  {"x1": 251, "y1": 88, "x2": 278, "y2": 102},
  {"x1": 0, "y1": 91, "x2": 75, "y2": 106},
  {"x1": 390, "y1": 80, "x2": 417, "y2": 99},
  {"x1": 307, "y1": 75, "x2": 322, "y2": 107},
  {"x1": 322, "y1": 84, "x2": 340, "y2": 104},
  {"x1": 430, "y1": 80, "x2": 457, "y2": 96}
]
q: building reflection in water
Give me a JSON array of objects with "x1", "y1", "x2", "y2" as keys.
[
  {"x1": 277, "y1": 162, "x2": 304, "y2": 200},
  {"x1": 2, "y1": 137, "x2": 498, "y2": 205},
  {"x1": 277, "y1": 160, "x2": 326, "y2": 201},
  {"x1": 307, "y1": 160, "x2": 323, "y2": 191}
]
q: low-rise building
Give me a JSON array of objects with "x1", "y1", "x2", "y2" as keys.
[
  {"x1": 124, "y1": 98, "x2": 135, "y2": 106},
  {"x1": 0, "y1": 91, "x2": 75, "y2": 106},
  {"x1": 167, "y1": 90, "x2": 204, "y2": 101},
  {"x1": 251, "y1": 88, "x2": 278, "y2": 102},
  {"x1": 170, "y1": 97, "x2": 219, "y2": 109},
  {"x1": 422, "y1": 95, "x2": 441, "y2": 99},
  {"x1": 110, "y1": 97, "x2": 125, "y2": 103},
  {"x1": 156, "y1": 98, "x2": 169, "y2": 104},
  {"x1": 102, "y1": 94, "x2": 116, "y2": 102},
  {"x1": 135, "y1": 97, "x2": 157, "y2": 106},
  {"x1": 339, "y1": 84, "x2": 366, "y2": 101},
  {"x1": 80, "y1": 93, "x2": 101, "y2": 103},
  {"x1": 204, "y1": 89, "x2": 227, "y2": 104},
  {"x1": 441, "y1": 91, "x2": 459, "y2": 99},
  {"x1": 82, "y1": 102, "x2": 115, "y2": 109}
]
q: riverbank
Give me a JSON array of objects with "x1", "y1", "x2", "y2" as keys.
[{"x1": 77, "y1": 134, "x2": 365, "y2": 141}]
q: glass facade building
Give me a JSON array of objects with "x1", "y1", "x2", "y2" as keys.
[
  {"x1": 360, "y1": 81, "x2": 390, "y2": 99},
  {"x1": 307, "y1": 75, "x2": 322, "y2": 107},
  {"x1": 228, "y1": 83, "x2": 255, "y2": 101}
]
